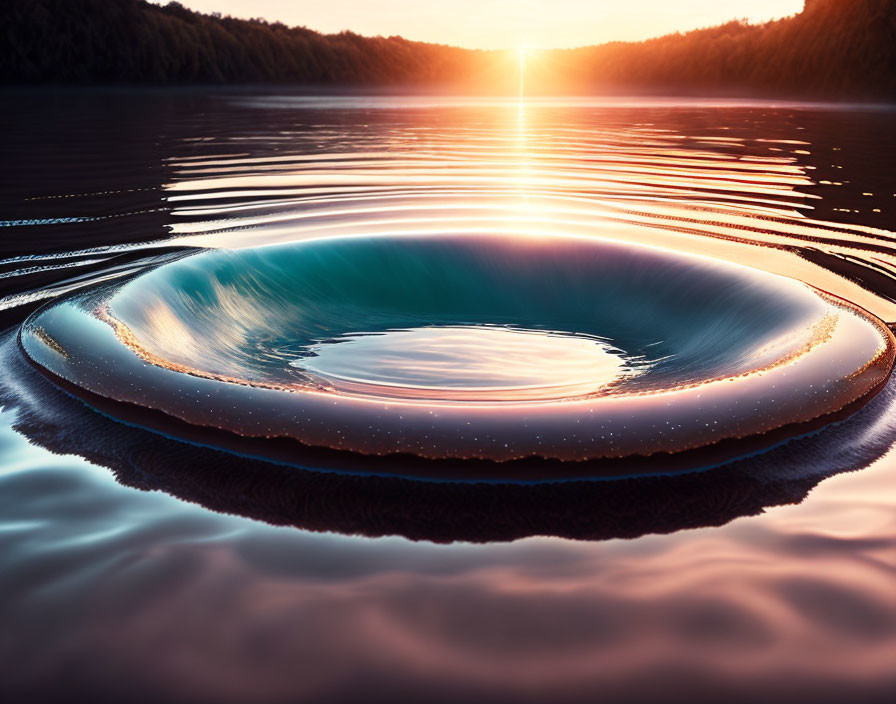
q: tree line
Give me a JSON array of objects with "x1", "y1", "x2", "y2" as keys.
[{"x1": 1, "y1": 0, "x2": 894, "y2": 99}]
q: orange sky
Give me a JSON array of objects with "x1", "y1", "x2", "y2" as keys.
[{"x1": 160, "y1": 1, "x2": 805, "y2": 50}]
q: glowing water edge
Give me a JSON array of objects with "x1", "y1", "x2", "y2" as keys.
[{"x1": 20, "y1": 233, "x2": 895, "y2": 476}]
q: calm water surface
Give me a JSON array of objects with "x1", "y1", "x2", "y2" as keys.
[{"x1": 1, "y1": 91, "x2": 896, "y2": 702}]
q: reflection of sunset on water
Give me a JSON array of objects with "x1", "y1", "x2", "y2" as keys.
[{"x1": 3, "y1": 87, "x2": 896, "y2": 703}]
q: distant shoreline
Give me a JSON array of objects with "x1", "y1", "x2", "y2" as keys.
[
  {"x1": 3, "y1": 0, "x2": 894, "y2": 100},
  {"x1": 3, "y1": 85, "x2": 895, "y2": 110}
]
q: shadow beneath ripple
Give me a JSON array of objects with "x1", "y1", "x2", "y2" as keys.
[{"x1": 3, "y1": 329, "x2": 896, "y2": 543}]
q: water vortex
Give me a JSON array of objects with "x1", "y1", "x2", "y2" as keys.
[{"x1": 20, "y1": 232, "x2": 894, "y2": 476}]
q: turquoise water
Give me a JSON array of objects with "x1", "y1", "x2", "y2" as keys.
[{"x1": 20, "y1": 232, "x2": 892, "y2": 468}]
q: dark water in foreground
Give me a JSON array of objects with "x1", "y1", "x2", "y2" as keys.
[{"x1": 1, "y1": 91, "x2": 896, "y2": 702}]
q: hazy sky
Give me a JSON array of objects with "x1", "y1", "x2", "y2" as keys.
[{"x1": 160, "y1": 1, "x2": 806, "y2": 50}]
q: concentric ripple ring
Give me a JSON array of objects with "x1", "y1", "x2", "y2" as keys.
[{"x1": 20, "y1": 233, "x2": 895, "y2": 477}]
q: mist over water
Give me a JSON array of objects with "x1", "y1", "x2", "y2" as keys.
[{"x1": 2, "y1": 91, "x2": 896, "y2": 702}]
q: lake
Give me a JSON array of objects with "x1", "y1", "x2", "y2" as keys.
[{"x1": 1, "y1": 90, "x2": 895, "y2": 703}]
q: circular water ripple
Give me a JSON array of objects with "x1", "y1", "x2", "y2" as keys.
[
  {"x1": 7, "y1": 98, "x2": 896, "y2": 481},
  {"x1": 20, "y1": 233, "x2": 894, "y2": 475}
]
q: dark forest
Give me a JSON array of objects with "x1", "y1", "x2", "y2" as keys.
[{"x1": 2, "y1": 0, "x2": 894, "y2": 98}]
